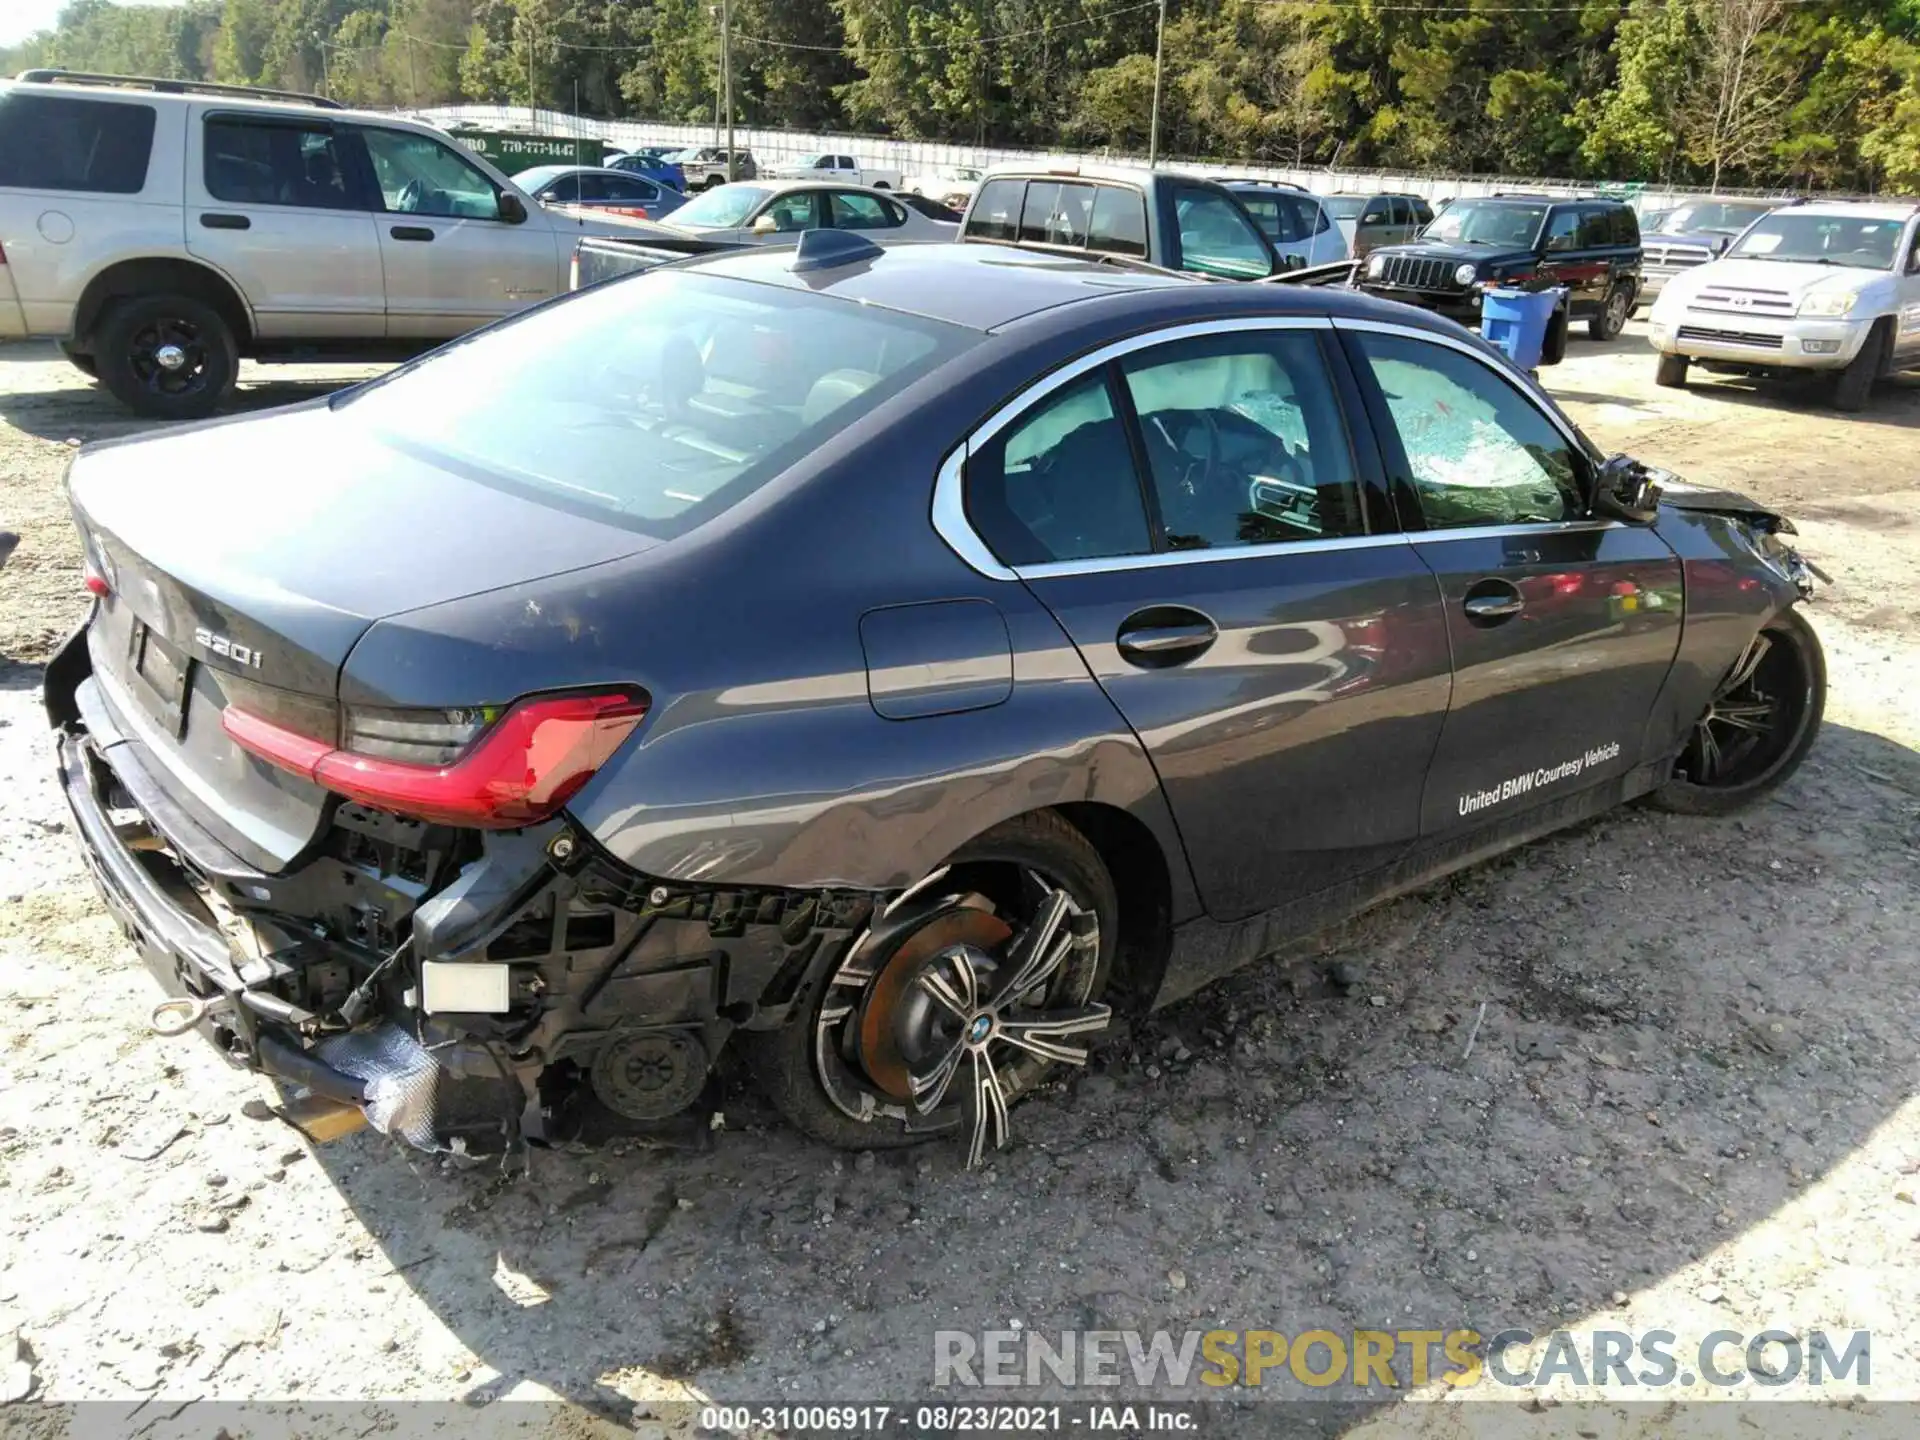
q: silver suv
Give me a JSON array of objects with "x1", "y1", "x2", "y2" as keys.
[{"x1": 0, "y1": 70, "x2": 655, "y2": 417}]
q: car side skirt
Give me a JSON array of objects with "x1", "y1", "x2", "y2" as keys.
[{"x1": 1154, "y1": 759, "x2": 1669, "y2": 1009}]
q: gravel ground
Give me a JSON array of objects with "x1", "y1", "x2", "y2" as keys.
[{"x1": 2, "y1": 329, "x2": 1918, "y2": 1433}]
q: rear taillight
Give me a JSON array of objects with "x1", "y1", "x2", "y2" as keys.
[
  {"x1": 83, "y1": 569, "x2": 110, "y2": 597},
  {"x1": 224, "y1": 691, "x2": 648, "y2": 829}
]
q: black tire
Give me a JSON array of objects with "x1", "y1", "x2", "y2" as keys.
[
  {"x1": 1655, "y1": 352, "x2": 1689, "y2": 388},
  {"x1": 95, "y1": 294, "x2": 237, "y2": 420},
  {"x1": 1540, "y1": 306, "x2": 1569, "y2": 367},
  {"x1": 1588, "y1": 284, "x2": 1631, "y2": 341},
  {"x1": 59, "y1": 342, "x2": 98, "y2": 379},
  {"x1": 1832, "y1": 321, "x2": 1888, "y2": 413},
  {"x1": 1649, "y1": 606, "x2": 1825, "y2": 817},
  {"x1": 742, "y1": 810, "x2": 1119, "y2": 1154}
]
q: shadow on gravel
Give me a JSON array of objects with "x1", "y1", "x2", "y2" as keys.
[
  {"x1": 1672, "y1": 371, "x2": 1920, "y2": 428},
  {"x1": 296, "y1": 718, "x2": 1920, "y2": 1427},
  {"x1": 0, "y1": 363, "x2": 377, "y2": 445},
  {"x1": 0, "y1": 660, "x2": 44, "y2": 695}
]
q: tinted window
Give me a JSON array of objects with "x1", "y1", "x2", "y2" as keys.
[
  {"x1": 828, "y1": 190, "x2": 901, "y2": 229},
  {"x1": 0, "y1": 92, "x2": 155, "y2": 194},
  {"x1": 361, "y1": 128, "x2": 502, "y2": 219},
  {"x1": 967, "y1": 178, "x2": 1025, "y2": 241},
  {"x1": 1412, "y1": 199, "x2": 1435, "y2": 225},
  {"x1": 600, "y1": 174, "x2": 658, "y2": 201},
  {"x1": 1612, "y1": 207, "x2": 1640, "y2": 246},
  {"x1": 539, "y1": 172, "x2": 583, "y2": 202},
  {"x1": 760, "y1": 192, "x2": 817, "y2": 231},
  {"x1": 342, "y1": 271, "x2": 969, "y2": 538},
  {"x1": 967, "y1": 372, "x2": 1152, "y2": 565},
  {"x1": 1020, "y1": 181, "x2": 1094, "y2": 246},
  {"x1": 1238, "y1": 192, "x2": 1320, "y2": 244},
  {"x1": 204, "y1": 119, "x2": 352, "y2": 210},
  {"x1": 1087, "y1": 186, "x2": 1148, "y2": 257},
  {"x1": 1174, "y1": 188, "x2": 1273, "y2": 278},
  {"x1": 1121, "y1": 331, "x2": 1363, "y2": 549},
  {"x1": 1576, "y1": 206, "x2": 1615, "y2": 248},
  {"x1": 1356, "y1": 333, "x2": 1582, "y2": 528}
]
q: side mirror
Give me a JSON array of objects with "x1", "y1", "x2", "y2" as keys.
[
  {"x1": 1590, "y1": 453, "x2": 1661, "y2": 525},
  {"x1": 1281, "y1": 253, "x2": 1306, "y2": 272},
  {"x1": 752, "y1": 214, "x2": 780, "y2": 235},
  {"x1": 1361, "y1": 210, "x2": 1386, "y2": 225},
  {"x1": 497, "y1": 191, "x2": 528, "y2": 224}
]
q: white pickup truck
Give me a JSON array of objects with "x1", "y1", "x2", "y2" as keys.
[{"x1": 766, "y1": 153, "x2": 903, "y2": 190}]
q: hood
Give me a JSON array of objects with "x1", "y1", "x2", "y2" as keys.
[
  {"x1": 1672, "y1": 256, "x2": 1889, "y2": 300},
  {"x1": 69, "y1": 402, "x2": 653, "y2": 696},
  {"x1": 1645, "y1": 229, "x2": 1735, "y2": 254},
  {"x1": 1368, "y1": 238, "x2": 1535, "y2": 268}
]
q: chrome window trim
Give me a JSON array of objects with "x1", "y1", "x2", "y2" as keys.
[
  {"x1": 931, "y1": 316, "x2": 1337, "y2": 582},
  {"x1": 1407, "y1": 519, "x2": 1622, "y2": 545},
  {"x1": 1013, "y1": 531, "x2": 1413, "y2": 581},
  {"x1": 932, "y1": 445, "x2": 1017, "y2": 581}
]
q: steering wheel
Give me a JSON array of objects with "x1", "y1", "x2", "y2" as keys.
[{"x1": 396, "y1": 178, "x2": 425, "y2": 214}]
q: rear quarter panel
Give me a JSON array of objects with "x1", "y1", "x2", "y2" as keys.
[{"x1": 338, "y1": 321, "x2": 1207, "y2": 916}]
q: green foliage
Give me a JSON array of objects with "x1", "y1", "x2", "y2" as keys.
[{"x1": 4, "y1": 0, "x2": 1918, "y2": 190}]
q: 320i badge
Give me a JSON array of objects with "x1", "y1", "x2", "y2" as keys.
[{"x1": 47, "y1": 234, "x2": 1826, "y2": 1169}]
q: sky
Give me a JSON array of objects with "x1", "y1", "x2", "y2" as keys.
[{"x1": 1, "y1": 0, "x2": 183, "y2": 49}]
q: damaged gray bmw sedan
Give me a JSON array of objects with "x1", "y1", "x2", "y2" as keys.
[{"x1": 48, "y1": 234, "x2": 1826, "y2": 1167}]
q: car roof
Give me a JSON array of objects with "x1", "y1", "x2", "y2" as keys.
[
  {"x1": 1788, "y1": 200, "x2": 1920, "y2": 220},
  {"x1": 682, "y1": 238, "x2": 1462, "y2": 335},
  {"x1": 722, "y1": 179, "x2": 892, "y2": 193},
  {"x1": 979, "y1": 162, "x2": 1187, "y2": 189}
]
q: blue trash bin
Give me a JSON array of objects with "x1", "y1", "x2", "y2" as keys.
[{"x1": 1480, "y1": 286, "x2": 1566, "y2": 371}]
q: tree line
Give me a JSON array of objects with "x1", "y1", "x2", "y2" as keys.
[{"x1": 8, "y1": 0, "x2": 1920, "y2": 191}]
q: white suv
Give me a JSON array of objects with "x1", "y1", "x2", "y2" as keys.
[
  {"x1": 0, "y1": 70, "x2": 660, "y2": 417},
  {"x1": 1647, "y1": 200, "x2": 1920, "y2": 411}
]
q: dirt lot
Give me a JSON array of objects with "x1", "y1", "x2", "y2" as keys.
[{"x1": 2, "y1": 329, "x2": 1918, "y2": 1433}]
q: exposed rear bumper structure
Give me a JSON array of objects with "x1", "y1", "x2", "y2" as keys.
[{"x1": 48, "y1": 624, "x2": 880, "y2": 1152}]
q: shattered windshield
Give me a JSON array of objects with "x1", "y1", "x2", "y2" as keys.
[{"x1": 339, "y1": 272, "x2": 971, "y2": 537}]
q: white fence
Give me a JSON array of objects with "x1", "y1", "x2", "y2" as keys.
[{"x1": 415, "y1": 103, "x2": 1804, "y2": 215}]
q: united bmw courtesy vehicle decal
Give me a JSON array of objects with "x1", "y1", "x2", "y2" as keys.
[
  {"x1": 47, "y1": 233, "x2": 1827, "y2": 1176},
  {"x1": 1458, "y1": 741, "x2": 1623, "y2": 816}
]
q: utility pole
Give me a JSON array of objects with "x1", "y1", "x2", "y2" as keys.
[
  {"x1": 312, "y1": 31, "x2": 331, "y2": 98},
  {"x1": 527, "y1": 19, "x2": 537, "y2": 128},
  {"x1": 1147, "y1": 0, "x2": 1167, "y2": 166},
  {"x1": 404, "y1": 30, "x2": 418, "y2": 108},
  {"x1": 722, "y1": 0, "x2": 736, "y2": 182}
]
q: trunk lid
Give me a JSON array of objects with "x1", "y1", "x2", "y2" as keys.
[{"x1": 70, "y1": 401, "x2": 654, "y2": 871}]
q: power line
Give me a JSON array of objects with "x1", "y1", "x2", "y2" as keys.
[{"x1": 734, "y1": 0, "x2": 1162, "y2": 54}]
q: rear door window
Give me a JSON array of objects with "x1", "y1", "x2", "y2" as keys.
[
  {"x1": 1019, "y1": 181, "x2": 1094, "y2": 246},
  {"x1": 0, "y1": 92, "x2": 156, "y2": 194},
  {"x1": 205, "y1": 118, "x2": 355, "y2": 210},
  {"x1": 967, "y1": 178, "x2": 1025, "y2": 241},
  {"x1": 828, "y1": 190, "x2": 902, "y2": 229},
  {"x1": 1612, "y1": 207, "x2": 1640, "y2": 246},
  {"x1": 1087, "y1": 186, "x2": 1148, "y2": 256},
  {"x1": 1577, "y1": 206, "x2": 1616, "y2": 248},
  {"x1": 966, "y1": 372, "x2": 1152, "y2": 565},
  {"x1": 1174, "y1": 186, "x2": 1274, "y2": 278},
  {"x1": 601, "y1": 174, "x2": 659, "y2": 203}
]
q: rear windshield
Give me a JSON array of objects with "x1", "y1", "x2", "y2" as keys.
[
  {"x1": 1322, "y1": 197, "x2": 1369, "y2": 219},
  {"x1": 0, "y1": 91, "x2": 156, "y2": 194},
  {"x1": 338, "y1": 271, "x2": 972, "y2": 536}
]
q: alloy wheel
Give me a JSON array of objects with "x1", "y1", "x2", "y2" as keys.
[
  {"x1": 1681, "y1": 629, "x2": 1806, "y2": 787},
  {"x1": 1605, "y1": 287, "x2": 1630, "y2": 336},
  {"x1": 813, "y1": 867, "x2": 1109, "y2": 1167}
]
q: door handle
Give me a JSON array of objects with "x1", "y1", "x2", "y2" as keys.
[
  {"x1": 1116, "y1": 607, "x2": 1219, "y2": 668},
  {"x1": 390, "y1": 225, "x2": 435, "y2": 241},
  {"x1": 199, "y1": 213, "x2": 250, "y2": 230},
  {"x1": 1462, "y1": 581, "x2": 1525, "y2": 625}
]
